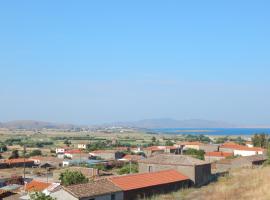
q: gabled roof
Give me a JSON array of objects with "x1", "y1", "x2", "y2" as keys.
[
  {"x1": 64, "y1": 149, "x2": 82, "y2": 154},
  {"x1": 109, "y1": 170, "x2": 189, "y2": 191},
  {"x1": 3, "y1": 158, "x2": 34, "y2": 164},
  {"x1": 145, "y1": 146, "x2": 177, "y2": 151},
  {"x1": 138, "y1": 154, "x2": 209, "y2": 166},
  {"x1": 25, "y1": 180, "x2": 51, "y2": 192},
  {"x1": 220, "y1": 142, "x2": 265, "y2": 152},
  {"x1": 205, "y1": 152, "x2": 233, "y2": 157},
  {"x1": 120, "y1": 155, "x2": 144, "y2": 161},
  {"x1": 64, "y1": 179, "x2": 122, "y2": 198}
]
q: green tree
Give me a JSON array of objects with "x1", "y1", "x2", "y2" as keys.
[
  {"x1": 30, "y1": 192, "x2": 56, "y2": 200},
  {"x1": 63, "y1": 139, "x2": 71, "y2": 147},
  {"x1": 252, "y1": 133, "x2": 267, "y2": 148},
  {"x1": 29, "y1": 150, "x2": 42, "y2": 157},
  {"x1": 117, "y1": 163, "x2": 138, "y2": 175},
  {"x1": 59, "y1": 170, "x2": 89, "y2": 186},
  {"x1": 184, "y1": 149, "x2": 205, "y2": 160},
  {"x1": 165, "y1": 140, "x2": 174, "y2": 146},
  {"x1": 151, "y1": 136, "x2": 156, "y2": 143},
  {"x1": 9, "y1": 150, "x2": 19, "y2": 159},
  {"x1": 0, "y1": 144, "x2": 7, "y2": 152}
]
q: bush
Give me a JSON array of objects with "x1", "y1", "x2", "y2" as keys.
[
  {"x1": 59, "y1": 170, "x2": 89, "y2": 186},
  {"x1": 117, "y1": 163, "x2": 138, "y2": 175},
  {"x1": 184, "y1": 148, "x2": 205, "y2": 160},
  {"x1": 29, "y1": 150, "x2": 42, "y2": 157}
]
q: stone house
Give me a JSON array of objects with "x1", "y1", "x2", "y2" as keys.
[
  {"x1": 143, "y1": 146, "x2": 178, "y2": 157},
  {"x1": 219, "y1": 142, "x2": 266, "y2": 156},
  {"x1": 89, "y1": 150, "x2": 124, "y2": 160},
  {"x1": 214, "y1": 155, "x2": 267, "y2": 172},
  {"x1": 138, "y1": 154, "x2": 211, "y2": 186},
  {"x1": 51, "y1": 179, "x2": 123, "y2": 200},
  {"x1": 109, "y1": 170, "x2": 191, "y2": 200}
]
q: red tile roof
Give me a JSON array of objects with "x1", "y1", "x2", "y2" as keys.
[
  {"x1": 3, "y1": 158, "x2": 34, "y2": 164},
  {"x1": 65, "y1": 149, "x2": 82, "y2": 154},
  {"x1": 205, "y1": 151, "x2": 233, "y2": 157},
  {"x1": 109, "y1": 170, "x2": 189, "y2": 191},
  {"x1": 220, "y1": 142, "x2": 265, "y2": 152},
  {"x1": 145, "y1": 146, "x2": 177, "y2": 151},
  {"x1": 25, "y1": 180, "x2": 51, "y2": 192},
  {"x1": 121, "y1": 155, "x2": 143, "y2": 161}
]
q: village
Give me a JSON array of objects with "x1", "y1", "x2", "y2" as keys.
[{"x1": 0, "y1": 130, "x2": 268, "y2": 200}]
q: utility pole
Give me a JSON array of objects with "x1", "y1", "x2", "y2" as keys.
[{"x1": 23, "y1": 145, "x2": 26, "y2": 180}]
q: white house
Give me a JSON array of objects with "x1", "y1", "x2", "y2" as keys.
[{"x1": 78, "y1": 143, "x2": 87, "y2": 149}]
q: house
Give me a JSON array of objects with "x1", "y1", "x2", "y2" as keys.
[
  {"x1": 204, "y1": 152, "x2": 233, "y2": 162},
  {"x1": 118, "y1": 155, "x2": 144, "y2": 162},
  {"x1": 219, "y1": 142, "x2": 266, "y2": 156},
  {"x1": 89, "y1": 150, "x2": 124, "y2": 160},
  {"x1": 138, "y1": 154, "x2": 211, "y2": 186},
  {"x1": 109, "y1": 170, "x2": 190, "y2": 200},
  {"x1": 30, "y1": 156, "x2": 63, "y2": 168},
  {"x1": 64, "y1": 149, "x2": 83, "y2": 159},
  {"x1": 53, "y1": 167, "x2": 100, "y2": 182},
  {"x1": 50, "y1": 179, "x2": 123, "y2": 200},
  {"x1": 175, "y1": 142, "x2": 219, "y2": 153},
  {"x1": 0, "y1": 159, "x2": 35, "y2": 168},
  {"x1": 214, "y1": 155, "x2": 267, "y2": 172},
  {"x1": 78, "y1": 143, "x2": 88, "y2": 150},
  {"x1": 62, "y1": 159, "x2": 106, "y2": 167},
  {"x1": 143, "y1": 146, "x2": 178, "y2": 157},
  {"x1": 56, "y1": 147, "x2": 69, "y2": 154}
]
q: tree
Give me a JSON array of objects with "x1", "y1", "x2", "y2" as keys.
[
  {"x1": 63, "y1": 139, "x2": 71, "y2": 147},
  {"x1": 59, "y1": 170, "x2": 89, "y2": 186},
  {"x1": 9, "y1": 150, "x2": 19, "y2": 159},
  {"x1": 165, "y1": 140, "x2": 174, "y2": 146},
  {"x1": 184, "y1": 148, "x2": 205, "y2": 160},
  {"x1": 252, "y1": 133, "x2": 267, "y2": 148},
  {"x1": 117, "y1": 163, "x2": 138, "y2": 175},
  {"x1": 151, "y1": 136, "x2": 156, "y2": 143},
  {"x1": 30, "y1": 192, "x2": 56, "y2": 200},
  {"x1": 0, "y1": 143, "x2": 7, "y2": 152},
  {"x1": 29, "y1": 150, "x2": 42, "y2": 157}
]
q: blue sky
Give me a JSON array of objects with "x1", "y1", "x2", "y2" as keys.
[{"x1": 0, "y1": 1, "x2": 270, "y2": 125}]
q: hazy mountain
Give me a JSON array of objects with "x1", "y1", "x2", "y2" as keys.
[
  {"x1": 110, "y1": 118, "x2": 238, "y2": 129},
  {"x1": 0, "y1": 120, "x2": 77, "y2": 130}
]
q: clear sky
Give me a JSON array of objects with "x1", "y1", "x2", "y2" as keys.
[{"x1": 0, "y1": 1, "x2": 269, "y2": 125}]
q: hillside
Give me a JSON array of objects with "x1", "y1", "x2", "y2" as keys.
[
  {"x1": 0, "y1": 120, "x2": 77, "y2": 130},
  {"x1": 147, "y1": 166, "x2": 270, "y2": 200}
]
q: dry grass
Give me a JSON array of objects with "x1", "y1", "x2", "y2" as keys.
[{"x1": 146, "y1": 166, "x2": 270, "y2": 200}]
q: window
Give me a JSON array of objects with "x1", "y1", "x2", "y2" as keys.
[
  {"x1": 148, "y1": 165, "x2": 153, "y2": 172},
  {"x1": 111, "y1": 194, "x2": 115, "y2": 200}
]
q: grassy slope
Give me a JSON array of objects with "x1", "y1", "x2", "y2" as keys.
[{"x1": 147, "y1": 166, "x2": 270, "y2": 200}]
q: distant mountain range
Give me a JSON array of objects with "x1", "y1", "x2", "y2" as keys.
[
  {"x1": 0, "y1": 120, "x2": 77, "y2": 130},
  {"x1": 0, "y1": 119, "x2": 268, "y2": 130}
]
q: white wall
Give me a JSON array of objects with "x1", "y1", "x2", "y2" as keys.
[{"x1": 233, "y1": 150, "x2": 262, "y2": 156}]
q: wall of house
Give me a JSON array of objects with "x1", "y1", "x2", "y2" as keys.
[
  {"x1": 199, "y1": 145, "x2": 219, "y2": 153},
  {"x1": 204, "y1": 156, "x2": 225, "y2": 162},
  {"x1": 50, "y1": 189, "x2": 79, "y2": 200},
  {"x1": 123, "y1": 181, "x2": 191, "y2": 200},
  {"x1": 233, "y1": 150, "x2": 260, "y2": 157},
  {"x1": 139, "y1": 163, "x2": 195, "y2": 184},
  {"x1": 80, "y1": 192, "x2": 124, "y2": 200},
  {"x1": 194, "y1": 164, "x2": 211, "y2": 186},
  {"x1": 219, "y1": 147, "x2": 234, "y2": 153}
]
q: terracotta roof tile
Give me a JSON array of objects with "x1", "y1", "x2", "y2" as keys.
[
  {"x1": 220, "y1": 142, "x2": 266, "y2": 152},
  {"x1": 205, "y1": 152, "x2": 233, "y2": 157},
  {"x1": 64, "y1": 179, "x2": 121, "y2": 198},
  {"x1": 3, "y1": 158, "x2": 34, "y2": 164},
  {"x1": 25, "y1": 180, "x2": 51, "y2": 192},
  {"x1": 109, "y1": 170, "x2": 189, "y2": 191}
]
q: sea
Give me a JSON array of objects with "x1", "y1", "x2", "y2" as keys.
[{"x1": 149, "y1": 128, "x2": 270, "y2": 136}]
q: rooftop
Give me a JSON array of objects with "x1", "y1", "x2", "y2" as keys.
[
  {"x1": 64, "y1": 179, "x2": 121, "y2": 198},
  {"x1": 220, "y1": 142, "x2": 265, "y2": 152},
  {"x1": 109, "y1": 170, "x2": 189, "y2": 191},
  {"x1": 25, "y1": 180, "x2": 51, "y2": 192},
  {"x1": 205, "y1": 152, "x2": 233, "y2": 157},
  {"x1": 145, "y1": 146, "x2": 177, "y2": 151},
  {"x1": 1, "y1": 158, "x2": 34, "y2": 164},
  {"x1": 138, "y1": 154, "x2": 209, "y2": 166}
]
